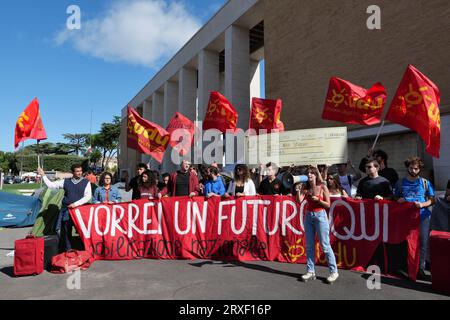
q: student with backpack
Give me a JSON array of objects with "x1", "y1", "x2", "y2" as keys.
[{"x1": 394, "y1": 157, "x2": 436, "y2": 280}]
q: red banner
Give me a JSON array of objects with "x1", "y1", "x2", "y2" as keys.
[
  {"x1": 166, "y1": 112, "x2": 195, "y2": 156},
  {"x1": 14, "y1": 98, "x2": 47, "y2": 148},
  {"x1": 386, "y1": 65, "x2": 441, "y2": 158},
  {"x1": 322, "y1": 77, "x2": 386, "y2": 126},
  {"x1": 249, "y1": 98, "x2": 284, "y2": 133},
  {"x1": 127, "y1": 106, "x2": 170, "y2": 163},
  {"x1": 203, "y1": 92, "x2": 238, "y2": 133},
  {"x1": 71, "y1": 197, "x2": 420, "y2": 280}
]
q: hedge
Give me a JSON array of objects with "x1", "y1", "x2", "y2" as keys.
[{"x1": 20, "y1": 155, "x2": 88, "y2": 172}]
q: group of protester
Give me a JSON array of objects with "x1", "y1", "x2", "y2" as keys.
[{"x1": 37, "y1": 148, "x2": 450, "y2": 284}]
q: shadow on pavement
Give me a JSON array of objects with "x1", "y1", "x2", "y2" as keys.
[
  {"x1": 189, "y1": 260, "x2": 330, "y2": 283},
  {"x1": 360, "y1": 273, "x2": 435, "y2": 294},
  {"x1": 0, "y1": 266, "x2": 15, "y2": 278}
]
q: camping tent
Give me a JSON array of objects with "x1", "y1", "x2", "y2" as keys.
[{"x1": 0, "y1": 191, "x2": 42, "y2": 228}]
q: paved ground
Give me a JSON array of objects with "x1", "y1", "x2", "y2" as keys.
[{"x1": 0, "y1": 227, "x2": 448, "y2": 300}]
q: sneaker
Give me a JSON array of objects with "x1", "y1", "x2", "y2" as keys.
[
  {"x1": 417, "y1": 269, "x2": 427, "y2": 281},
  {"x1": 301, "y1": 272, "x2": 316, "y2": 282},
  {"x1": 326, "y1": 272, "x2": 339, "y2": 284}
]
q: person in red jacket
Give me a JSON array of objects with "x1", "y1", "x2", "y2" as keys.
[{"x1": 160, "y1": 160, "x2": 200, "y2": 197}]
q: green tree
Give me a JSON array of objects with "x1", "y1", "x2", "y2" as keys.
[
  {"x1": 0, "y1": 152, "x2": 19, "y2": 175},
  {"x1": 22, "y1": 142, "x2": 74, "y2": 155},
  {"x1": 63, "y1": 133, "x2": 90, "y2": 156},
  {"x1": 90, "y1": 149, "x2": 102, "y2": 164},
  {"x1": 92, "y1": 116, "x2": 121, "y2": 171}
]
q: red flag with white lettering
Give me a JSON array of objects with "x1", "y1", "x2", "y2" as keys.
[{"x1": 386, "y1": 65, "x2": 441, "y2": 158}]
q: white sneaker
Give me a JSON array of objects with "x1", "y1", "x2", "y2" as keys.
[
  {"x1": 301, "y1": 272, "x2": 316, "y2": 282},
  {"x1": 326, "y1": 272, "x2": 339, "y2": 284}
]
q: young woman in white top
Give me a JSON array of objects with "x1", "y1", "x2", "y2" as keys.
[
  {"x1": 326, "y1": 174, "x2": 349, "y2": 198},
  {"x1": 225, "y1": 164, "x2": 257, "y2": 197}
]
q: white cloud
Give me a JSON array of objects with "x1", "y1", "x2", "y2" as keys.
[{"x1": 55, "y1": 0, "x2": 202, "y2": 68}]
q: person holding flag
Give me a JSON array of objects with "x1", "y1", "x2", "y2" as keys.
[
  {"x1": 394, "y1": 157, "x2": 435, "y2": 279},
  {"x1": 38, "y1": 164, "x2": 91, "y2": 251}
]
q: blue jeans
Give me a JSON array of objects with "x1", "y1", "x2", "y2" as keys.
[
  {"x1": 419, "y1": 216, "x2": 430, "y2": 270},
  {"x1": 305, "y1": 210, "x2": 338, "y2": 274}
]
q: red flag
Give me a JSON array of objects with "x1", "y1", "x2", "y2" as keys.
[
  {"x1": 322, "y1": 77, "x2": 386, "y2": 126},
  {"x1": 166, "y1": 112, "x2": 195, "y2": 156},
  {"x1": 203, "y1": 92, "x2": 238, "y2": 133},
  {"x1": 249, "y1": 98, "x2": 285, "y2": 133},
  {"x1": 386, "y1": 65, "x2": 441, "y2": 158},
  {"x1": 14, "y1": 98, "x2": 47, "y2": 148},
  {"x1": 127, "y1": 106, "x2": 170, "y2": 163}
]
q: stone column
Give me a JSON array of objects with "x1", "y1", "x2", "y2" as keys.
[
  {"x1": 178, "y1": 67, "x2": 198, "y2": 164},
  {"x1": 163, "y1": 81, "x2": 179, "y2": 173},
  {"x1": 141, "y1": 99, "x2": 153, "y2": 166},
  {"x1": 225, "y1": 25, "x2": 250, "y2": 129},
  {"x1": 197, "y1": 49, "x2": 220, "y2": 164},
  {"x1": 225, "y1": 25, "x2": 250, "y2": 165},
  {"x1": 250, "y1": 60, "x2": 261, "y2": 101},
  {"x1": 151, "y1": 91, "x2": 164, "y2": 171},
  {"x1": 178, "y1": 67, "x2": 197, "y2": 120}
]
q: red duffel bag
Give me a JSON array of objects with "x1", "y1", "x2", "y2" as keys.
[{"x1": 50, "y1": 250, "x2": 94, "y2": 274}]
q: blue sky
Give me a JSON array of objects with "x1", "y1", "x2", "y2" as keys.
[{"x1": 0, "y1": 0, "x2": 234, "y2": 152}]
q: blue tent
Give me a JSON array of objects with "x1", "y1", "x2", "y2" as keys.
[{"x1": 0, "y1": 191, "x2": 42, "y2": 228}]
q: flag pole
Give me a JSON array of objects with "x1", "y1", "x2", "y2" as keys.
[
  {"x1": 20, "y1": 141, "x2": 25, "y2": 178},
  {"x1": 371, "y1": 120, "x2": 386, "y2": 151},
  {"x1": 37, "y1": 140, "x2": 43, "y2": 188}
]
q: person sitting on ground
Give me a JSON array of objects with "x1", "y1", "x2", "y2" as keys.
[
  {"x1": 160, "y1": 159, "x2": 200, "y2": 198},
  {"x1": 124, "y1": 163, "x2": 148, "y2": 200},
  {"x1": 138, "y1": 170, "x2": 159, "y2": 200},
  {"x1": 93, "y1": 172, "x2": 122, "y2": 204},
  {"x1": 356, "y1": 157, "x2": 393, "y2": 200},
  {"x1": 225, "y1": 164, "x2": 257, "y2": 197},
  {"x1": 394, "y1": 157, "x2": 435, "y2": 279},
  {"x1": 204, "y1": 166, "x2": 226, "y2": 198},
  {"x1": 326, "y1": 174, "x2": 348, "y2": 198},
  {"x1": 258, "y1": 162, "x2": 285, "y2": 195}
]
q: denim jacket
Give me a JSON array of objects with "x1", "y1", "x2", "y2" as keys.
[{"x1": 93, "y1": 186, "x2": 122, "y2": 204}]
